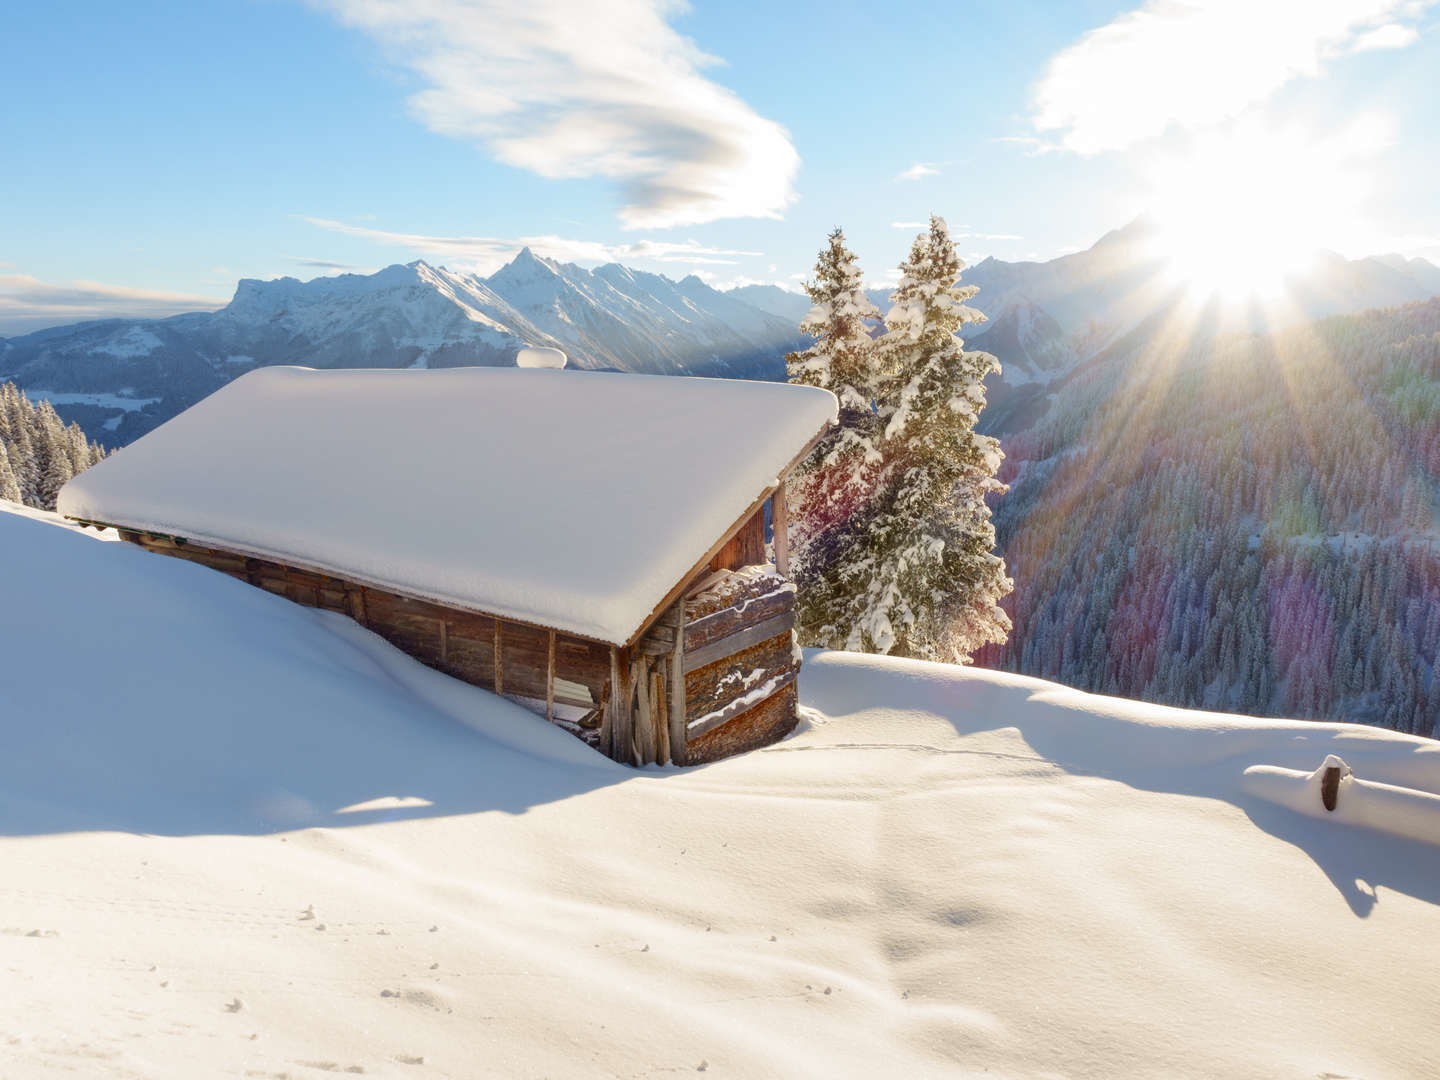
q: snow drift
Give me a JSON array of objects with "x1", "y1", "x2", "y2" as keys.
[{"x1": 3, "y1": 502, "x2": 1439, "y2": 1079}]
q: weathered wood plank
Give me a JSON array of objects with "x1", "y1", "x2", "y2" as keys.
[
  {"x1": 493, "y1": 620, "x2": 504, "y2": 695},
  {"x1": 654, "y1": 662, "x2": 670, "y2": 766},
  {"x1": 686, "y1": 636, "x2": 798, "y2": 726},
  {"x1": 685, "y1": 681, "x2": 799, "y2": 765},
  {"x1": 773, "y1": 481, "x2": 789, "y2": 577},
  {"x1": 633, "y1": 656, "x2": 654, "y2": 765},
  {"x1": 668, "y1": 607, "x2": 686, "y2": 767},
  {"x1": 687, "y1": 669, "x2": 798, "y2": 741},
  {"x1": 684, "y1": 586, "x2": 795, "y2": 652},
  {"x1": 684, "y1": 568, "x2": 790, "y2": 622},
  {"x1": 709, "y1": 506, "x2": 766, "y2": 573},
  {"x1": 682, "y1": 612, "x2": 796, "y2": 674},
  {"x1": 546, "y1": 630, "x2": 555, "y2": 726}
]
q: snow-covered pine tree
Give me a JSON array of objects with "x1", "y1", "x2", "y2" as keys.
[
  {"x1": 0, "y1": 439, "x2": 21, "y2": 504},
  {"x1": 848, "y1": 215, "x2": 1012, "y2": 662},
  {"x1": 783, "y1": 228, "x2": 886, "y2": 645},
  {"x1": 0, "y1": 381, "x2": 109, "y2": 511}
]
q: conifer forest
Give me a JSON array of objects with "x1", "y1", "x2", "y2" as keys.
[{"x1": 977, "y1": 297, "x2": 1440, "y2": 737}]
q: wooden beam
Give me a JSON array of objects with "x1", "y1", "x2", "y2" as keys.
[
  {"x1": 601, "y1": 648, "x2": 618, "y2": 759},
  {"x1": 621, "y1": 420, "x2": 832, "y2": 650},
  {"x1": 669, "y1": 607, "x2": 687, "y2": 767},
  {"x1": 773, "y1": 479, "x2": 789, "y2": 578},
  {"x1": 493, "y1": 619, "x2": 504, "y2": 696},
  {"x1": 546, "y1": 629, "x2": 556, "y2": 725},
  {"x1": 633, "y1": 656, "x2": 654, "y2": 765},
  {"x1": 682, "y1": 612, "x2": 796, "y2": 674},
  {"x1": 654, "y1": 663, "x2": 670, "y2": 766},
  {"x1": 614, "y1": 651, "x2": 634, "y2": 765}
]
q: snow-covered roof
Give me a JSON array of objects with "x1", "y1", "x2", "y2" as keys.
[{"x1": 59, "y1": 366, "x2": 836, "y2": 644}]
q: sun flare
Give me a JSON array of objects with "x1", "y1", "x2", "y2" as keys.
[{"x1": 1143, "y1": 120, "x2": 1383, "y2": 304}]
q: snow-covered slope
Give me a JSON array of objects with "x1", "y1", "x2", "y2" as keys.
[
  {"x1": 4, "y1": 501, "x2": 1439, "y2": 1078},
  {"x1": 0, "y1": 254, "x2": 804, "y2": 446}
]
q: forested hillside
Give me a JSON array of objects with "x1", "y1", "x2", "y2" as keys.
[
  {"x1": 979, "y1": 298, "x2": 1440, "y2": 736},
  {"x1": 0, "y1": 382, "x2": 108, "y2": 510}
]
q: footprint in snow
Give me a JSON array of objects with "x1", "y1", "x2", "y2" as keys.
[
  {"x1": 299, "y1": 905, "x2": 316, "y2": 921},
  {"x1": 224, "y1": 998, "x2": 243, "y2": 1013}
]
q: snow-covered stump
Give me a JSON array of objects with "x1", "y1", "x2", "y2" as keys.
[{"x1": 1242, "y1": 754, "x2": 1440, "y2": 846}]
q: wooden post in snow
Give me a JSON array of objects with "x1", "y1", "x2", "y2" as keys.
[
  {"x1": 773, "y1": 480, "x2": 789, "y2": 578},
  {"x1": 669, "y1": 605, "x2": 687, "y2": 766},
  {"x1": 493, "y1": 619, "x2": 504, "y2": 696},
  {"x1": 546, "y1": 629, "x2": 556, "y2": 725},
  {"x1": 633, "y1": 653, "x2": 655, "y2": 765}
]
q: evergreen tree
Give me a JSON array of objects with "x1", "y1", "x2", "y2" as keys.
[
  {"x1": 0, "y1": 440, "x2": 21, "y2": 504},
  {"x1": 784, "y1": 229, "x2": 886, "y2": 646},
  {"x1": 0, "y1": 381, "x2": 108, "y2": 511},
  {"x1": 789, "y1": 216, "x2": 1012, "y2": 663}
]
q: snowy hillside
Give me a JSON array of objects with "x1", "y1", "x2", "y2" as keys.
[
  {"x1": 0, "y1": 252, "x2": 803, "y2": 446},
  {"x1": 4, "y1": 500, "x2": 1439, "y2": 1079}
]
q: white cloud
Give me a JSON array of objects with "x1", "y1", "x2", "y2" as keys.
[
  {"x1": 313, "y1": 0, "x2": 798, "y2": 229},
  {"x1": 303, "y1": 217, "x2": 761, "y2": 274},
  {"x1": 896, "y1": 162, "x2": 939, "y2": 181},
  {"x1": 890, "y1": 221, "x2": 928, "y2": 230},
  {"x1": 1030, "y1": 0, "x2": 1434, "y2": 154},
  {"x1": 0, "y1": 274, "x2": 226, "y2": 335},
  {"x1": 1351, "y1": 22, "x2": 1421, "y2": 49}
]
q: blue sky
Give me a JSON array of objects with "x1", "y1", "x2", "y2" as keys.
[{"x1": 3, "y1": 0, "x2": 1438, "y2": 332}]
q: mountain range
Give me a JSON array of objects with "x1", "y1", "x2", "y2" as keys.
[
  {"x1": 0, "y1": 250, "x2": 804, "y2": 444},
  {"x1": 3, "y1": 218, "x2": 1439, "y2": 447}
]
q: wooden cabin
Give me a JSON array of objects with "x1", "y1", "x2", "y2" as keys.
[{"x1": 58, "y1": 364, "x2": 837, "y2": 766}]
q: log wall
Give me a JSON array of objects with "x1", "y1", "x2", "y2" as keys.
[
  {"x1": 122, "y1": 533, "x2": 611, "y2": 747},
  {"x1": 680, "y1": 568, "x2": 799, "y2": 754},
  {"x1": 121, "y1": 530, "x2": 800, "y2": 765}
]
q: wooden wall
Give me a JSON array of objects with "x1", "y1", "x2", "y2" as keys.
[
  {"x1": 708, "y1": 503, "x2": 767, "y2": 573},
  {"x1": 680, "y1": 569, "x2": 798, "y2": 762},
  {"x1": 122, "y1": 523, "x2": 800, "y2": 767},
  {"x1": 122, "y1": 533, "x2": 611, "y2": 746}
]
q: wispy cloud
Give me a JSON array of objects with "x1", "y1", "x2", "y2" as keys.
[
  {"x1": 0, "y1": 274, "x2": 226, "y2": 335},
  {"x1": 312, "y1": 0, "x2": 798, "y2": 229},
  {"x1": 303, "y1": 216, "x2": 761, "y2": 273},
  {"x1": 993, "y1": 134, "x2": 1057, "y2": 156},
  {"x1": 289, "y1": 256, "x2": 369, "y2": 272},
  {"x1": 1030, "y1": 0, "x2": 1435, "y2": 154},
  {"x1": 890, "y1": 222, "x2": 1021, "y2": 242},
  {"x1": 896, "y1": 162, "x2": 939, "y2": 181}
]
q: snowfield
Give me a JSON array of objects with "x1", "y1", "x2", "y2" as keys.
[{"x1": 3, "y1": 501, "x2": 1439, "y2": 1079}]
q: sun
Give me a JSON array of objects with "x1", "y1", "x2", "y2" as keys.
[{"x1": 1141, "y1": 120, "x2": 1380, "y2": 304}]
